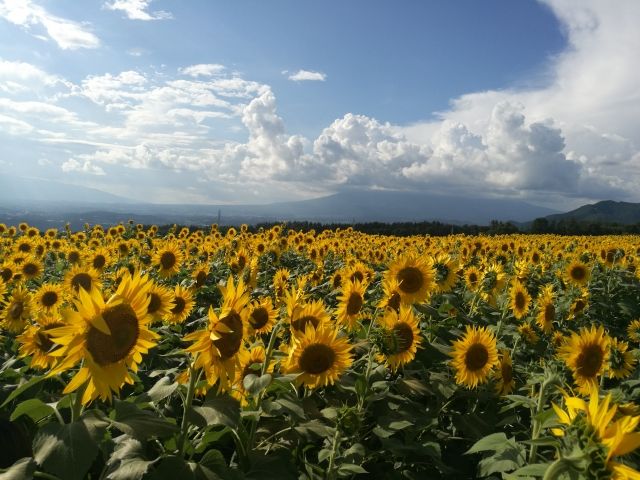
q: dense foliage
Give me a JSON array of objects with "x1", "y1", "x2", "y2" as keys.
[{"x1": 1, "y1": 221, "x2": 640, "y2": 479}]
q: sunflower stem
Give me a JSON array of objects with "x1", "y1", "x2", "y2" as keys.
[
  {"x1": 178, "y1": 361, "x2": 198, "y2": 458},
  {"x1": 529, "y1": 378, "x2": 550, "y2": 462},
  {"x1": 326, "y1": 427, "x2": 341, "y2": 480},
  {"x1": 70, "y1": 381, "x2": 87, "y2": 423}
]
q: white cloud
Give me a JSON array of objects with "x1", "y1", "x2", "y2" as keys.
[
  {"x1": 0, "y1": 0, "x2": 100, "y2": 50},
  {"x1": 180, "y1": 64, "x2": 225, "y2": 77},
  {"x1": 104, "y1": 0, "x2": 172, "y2": 21},
  {"x1": 61, "y1": 158, "x2": 106, "y2": 175},
  {"x1": 287, "y1": 70, "x2": 326, "y2": 82}
]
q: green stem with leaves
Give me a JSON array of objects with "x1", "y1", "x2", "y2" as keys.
[{"x1": 178, "y1": 360, "x2": 199, "y2": 457}]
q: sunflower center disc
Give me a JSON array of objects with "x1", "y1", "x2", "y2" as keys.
[
  {"x1": 392, "y1": 322, "x2": 414, "y2": 353},
  {"x1": 160, "y1": 251, "x2": 176, "y2": 270},
  {"x1": 576, "y1": 344, "x2": 603, "y2": 378},
  {"x1": 147, "y1": 293, "x2": 161, "y2": 314},
  {"x1": 41, "y1": 291, "x2": 58, "y2": 307},
  {"x1": 571, "y1": 266, "x2": 586, "y2": 281},
  {"x1": 72, "y1": 273, "x2": 92, "y2": 292},
  {"x1": 171, "y1": 296, "x2": 186, "y2": 314},
  {"x1": 501, "y1": 362, "x2": 513, "y2": 383},
  {"x1": 464, "y1": 343, "x2": 489, "y2": 371},
  {"x1": 23, "y1": 263, "x2": 38, "y2": 276},
  {"x1": 35, "y1": 323, "x2": 63, "y2": 352},
  {"x1": 250, "y1": 307, "x2": 269, "y2": 329},
  {"x1": 299, "y1": 343, "x2": 336, "y2": 374},
  {"x1": 93, "y1": 255, "x2": 106, "y2": 269},
  {"x1": 350, "y1": 271, "x2": 364, "y2": 283},
  {"x1": 292, "y1": 315, "x2": 320, "y2": 332},
  {"x1": 86, "y1": 303, "x2": 139, "y2": 366},
  {"x1": 9, "y1": 301, "x2": 24, "y2": 319},
  {"x1": 397, "y1": 267, "x2": 424, "y2": 294},
  {"x1": 213, "y1": 312, "x2": 243, "y2": 359},
  {"x1": 196, "y1": 271, "x2": 206, "y2": 286},
  {"x1": 388, "y1": 292, "x2": 401, "y2": 312},
  {"x1": 544, "y1": 304, "x2": 555, "y2": 323},
  {"x1": 346, "y1": 293, "x2": 363, "y2": 316},
  {"x1": 68, "y1": 251, "x2": 81, "y2": 263},
  {"x1": 515, "y1": 292, "x2": 526, "y2": 310}
]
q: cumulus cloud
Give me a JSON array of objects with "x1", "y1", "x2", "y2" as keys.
[
  {"x1": 61, "y1": 158, "x2": 106, "y2": 175},
  {"x1": 0, "y1": 0, "x2": 100, "y2": 49},
  {"x1": 180, "y1": 64, "x2": 225, "y2": 77},
  {"x1": 287, "y1": 70, "x2": 327, "y2": 82},
  {"x1": 104, "y1": 0, "x2": 172, "y2": 21}
]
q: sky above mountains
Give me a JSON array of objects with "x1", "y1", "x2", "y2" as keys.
[{"x1": 0, "y1": 0, "x2": 638, "y2": 209}]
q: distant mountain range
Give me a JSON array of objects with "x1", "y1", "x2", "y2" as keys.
[
  {"x1": 0, "y1": 177, "x2": 561, "y2": 229},
  {"x1": 544, "y1": 200, "x2": 640, "y2": 225}
]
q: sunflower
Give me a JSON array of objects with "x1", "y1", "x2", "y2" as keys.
[
  {"x1": 33, "y1": 283, "x2": 65, "y2": 314},
  {"x1": 17, "y1": 316, "x2": 66, "y2": 370},
  {"x1": 551, "y1": 390, "x2": 640, "y2": 479},
  {"x1": 19, "y1": 256, "x2": 43, "y2": 281},
  {"x1": 464, "y1": 265, "x2": 482, "y2": 292},
  {"x1": 607, "y1": 337, "x2": 637, "y2": 379},
  {"x1": 535, "y1": 284, "x2": 556, "y2": 334},
  {"x1": 47, "y1": 272, "x2": 159, "y2": 404},
  {"x1": 480, "y1": 262, "x2": 506, "y2": 306},
  {"x1": 509, "y1": 281, "x2": 531, "y2": 320},
  {"x1": 494, "y1": 349, "x2": 515, "y2": 396},
  {"x1": 568, "y1": 290, "x2": 590, "y2": 320},
  {"x1": 385, "y1": 255, "x2": 434, "y2": 304},
  {"x1": 284, "y1": 324, "x2": 352, "y2": 389},
  {"x1": 64, "y1": 246, "x2": 84, "y2": 266},
  {"x1": 153, "y1": 241, "x2": 184, "y2": 278},
  {"x1": 273, "y1": 268, "x2": 290, "y2": 301},
  {"x1": 517, "y1": 321, "x2": 539, "y2": 345},
  {"x1": 450, "y1": 325, "x2": 499, "y2": 389},
  {"x1": 376, "y1": 305, "x2": 422, "y2": 370},
  {"x1": 565, "y1": 259, "x2": 591, "y2": 286},
  {"x1": 558, "y1": 325, "x2": 610, "y2": 395},
  {"x1": 377, "y1": 276, "x2": 402, "y2": 313},
  {"x1": 1, "y1": 286, "x2": 33, "y2": 333},
  {"x1": 86, "y1": 246, "x2": 112, "y2": 272},
  {"x1": 184, "y1": 277, "x2": 250, "y2": 392},
  {"x1": 191, "y1": 263, "x2": 210, "y2": 288},
  {"x1": 289, "y1": 299, "x2": 330, "y2": 335},
  {"x1": 344, "y1": 261, "x2": 373, "y2": 285},
  {"x1": 232, "y1": 345, "x2": 274, "y2": 406},
  {"x1": 146, "y1": 283, "x2": 175, "y2": 322},
  {"x1": 336, "y1": 280, "x2": 366, "y2": 331},
  {"x1": 247, "y1": 297, "x2": 277, "y2": 335},
  {"x1": 627, "y1": 319, "x2": 640, "y2": 344},
  {"x1": 164, "y1": 285, "x2": 195, "y2": 324},
  {"x1": 64, "y1": 265, "x2": 101, "y2": 294},
  {"x1": 432, "y1": 254, "x2": 459, "y2": 294},
  {"x1": 0, "y1": 261, "x2": 16, "y2": 284}
]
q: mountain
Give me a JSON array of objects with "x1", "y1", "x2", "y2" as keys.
[
  {"x1": 545, "y1": 200, "x2": 640, "y2": 225},
  {"x1": 0, "y1": 185, "x2": 558, "y2": 229}
]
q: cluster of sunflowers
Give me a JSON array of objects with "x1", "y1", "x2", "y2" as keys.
[{"x1": 0, "y1": 221, "x2": 639, "y2": 479}]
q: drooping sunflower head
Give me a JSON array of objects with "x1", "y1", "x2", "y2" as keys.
[
  {"x1": 569, "y1": 290, "x2": 590, "y2": 320},
  {"x1": 607, "y1": 337, "x2": 636, "y2": 380},
  {"x1": 558, "y1": 325, "x2": 610, "y2": 395},
  {"x1": 284, "y1": 324, "x2": 353, "y2": 389},
  {"x1": 432, "y1": 254, "x2": 459, "y2": 293},
  {"x1": 566, "y1": 259, "x2": 591, "y2": 286},
  {"x1": 494, "y1": 349, "x2": 515, "y2": 396},
  {"x1": 336, "y1": 279, "x2": 366, "y2": 331},
  {"x1": 218, "y1": 276, "x2": 250, "y2": 320},
  {"x1": 627, "y1": 319, "x2": 640, "y2": 344},
  {"x1": 517, "y1": 321, "x2": 539, "y2": 345},
  {"x1": 207, "y1": 301, "x2": 248, "y2": 362},
  {"x1": 377, "y1": 276, "x2": 402, "y2": 313},
  {"x1": 375, "y1": 305, "x2": 422, "y2": 370},
  {"x1": 247, "y1": 297, "x2": 277, "y2": 335},
  {"x1": 64, "y1": 265, "x2": 101, "y2": 295},
  {"x1": 386, "y1": 255, "x2": 435, "y2": 305},
  {"x1": 535, "y1": 284, "x2": 556, "y2": 334},
  {"x1": 450, "y1": 325, "x2": 499, "y2": 389},
  {"x1": 191, "y1": 263, "x2": 210, "y2": 288}
]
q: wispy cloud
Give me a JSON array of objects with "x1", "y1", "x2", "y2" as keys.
[
  {"x1": 287, "y1": 69, "x2": 326, "y2": 82},
  {"x1": 0, "y1": 0, "x2": 100, "y2": 50},
  {"x1": 104, "y1": 0, "x2": 172, "y2": 21},
  {"x1": 179, "y1": 64, "x2": 226, "y2": 78}
]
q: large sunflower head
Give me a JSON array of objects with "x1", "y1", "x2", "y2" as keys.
[
  {"x1": 566, "y1": 259, "x2": 591, "y2": 286},
  {"x1": 335, "y1": 279, "x2": 366, "y2": 331},
  {"x1": 1, "y1": 285, "x2": 33, "y2": 333},
  {"x1": 284, "y1": 324, "x2": 353, "y2": 389},
  {"x1": 48, "y1": 272, "x2": 158, "y2": 404},
  {"x1": 34, "y1": 283, "x2": 65, "y2": 315},
  {"x1": 375, "y1": 305, "x2": 422, "y2": 370},
  {"x1": 385, "y1": 255, "x2": 435, "y2": 305},
  {"x1": 558, "y1": 325, "x2": 610, "y2": 395},
  {"x1": 450, "y1": 325, "x2": 499, "y2": 389},
  {"x1": 85, "y1": 246, "x2": 112, "y2": 272}
]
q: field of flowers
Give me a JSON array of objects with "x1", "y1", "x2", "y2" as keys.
[{"x1": 1, "y1": 221, "x2": 639, "y2": 479}]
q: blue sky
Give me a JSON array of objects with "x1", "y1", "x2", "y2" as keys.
[{"x1": 1, "y1": 0, "x2": 639, "y2": 207}]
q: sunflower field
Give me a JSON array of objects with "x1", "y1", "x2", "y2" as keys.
[{"x1": 1, "y1": 221, "x2": 640, "y2": 479}]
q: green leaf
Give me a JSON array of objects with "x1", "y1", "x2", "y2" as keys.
[
  {"x1": 190, "y1": 394, "x2": 240, "y2": 429},
  {"x1": 0, "y1": 458, "x2": 37, "y2": 480},
  {"x1": 337, "y1": 463, "x2": 367, "y2": 475},
  {"x1": 242, "y1": 374, "x2": 272, "y2": 396},
  {"x1": 10, "y1": 399, "x2": 55, "y2": 422},
  {"x1": 111, "y1": 400, "x2": 178, "y2": 439},
  {"x1": 146, "y1": 455, "x2": 194, "y2": 480},
  {"x1": 465, "y1": 432, "x2": 509, "y2": 454},
  {"x1": 272, "y1": 398, "x2": 306, "y2": 420},
  {"x1": 509, "y1": 463, "x2": 551, "y2": 477},
  {"x1": 1, "y1": 376, "x2": 46, "y2": 408},
  {"x1": 33, "y1": 420, "x2": 98, "y2": 480},
  {"x1": 194, "y1": 428, "x2": 230, "y2": 454},
  {"x1": 105, "y1": 435, "x2": 156, "y2": 480},
  {"x1": 135, "y1": 376, "x2": 178, "y2": 404}
]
